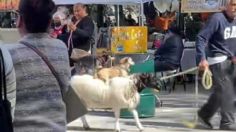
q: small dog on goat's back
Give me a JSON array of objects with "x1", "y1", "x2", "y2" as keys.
[{"x1": 96, "y1": 57, "x2": 135, "y2": 82}]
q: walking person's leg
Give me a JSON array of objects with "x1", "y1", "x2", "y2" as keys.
[
  {"x1": 197, "y1": 71, "x2": 221, "y2": 128},
  {"x1": 198, "y1": 61, "x2": 231, "y2": 128},
  {"x1": 198, "y1": 60, "x2": 236, "y2": 130},
  {"x1": 219, "y1": 61, "x2": 236, "y2": 130}
]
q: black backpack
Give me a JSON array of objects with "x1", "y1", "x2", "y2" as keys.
[{"x1": 0, "y1": 48, "x2": 13, "y2": 132}]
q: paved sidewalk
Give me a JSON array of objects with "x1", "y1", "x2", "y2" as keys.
[{"x1": 67, "y1": 84, "x2": 235, "y2": 132}]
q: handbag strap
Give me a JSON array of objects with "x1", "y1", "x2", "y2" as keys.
[
  {"x1": 20, "y1": 41, "x2": 64, "y2": 96},
  {"x1": 0, "y1": 48, "x2": 7, "y2": 101}
]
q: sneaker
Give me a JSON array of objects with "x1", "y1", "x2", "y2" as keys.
[
  {"x1": 197, "y1": 111, "x2": 213, "y2": 129},
  {"x1": 220, "y1": 124, "x2": 236, "y2": 130}
]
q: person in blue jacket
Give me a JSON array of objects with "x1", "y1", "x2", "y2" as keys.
[{"x1": 196, "y1": 0, "x2": 236, "y2": 130}]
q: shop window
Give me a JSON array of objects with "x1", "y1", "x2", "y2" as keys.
[{"x1": 0, "y1": 11, "x2": 17, "y2": 28}]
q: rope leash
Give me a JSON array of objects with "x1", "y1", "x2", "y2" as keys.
[
  {"x1": 159, "y1": 67, "x2": 213, "y2": 128},
  {"x1": 159, "y1": 67, "x2": 213, "y2": 90},
  {"x1": 201, "y1": 68, "x2": 212, "y2": 90}
]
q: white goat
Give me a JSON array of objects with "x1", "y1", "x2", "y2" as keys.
[{"x1": 70, "y1": 74, "x2": 143, "y2": 132}]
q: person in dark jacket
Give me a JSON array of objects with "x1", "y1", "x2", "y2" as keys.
[
  {"x1": 130, "y1": 21, "x2": 184, "y2": 73},
  {"x1": 154, "y1": 22, "x2": 184, "y2": 72},
  {"x1": 126, "y1": 14, "x2": 136, "y2": 26},
  {"x1": 67, "y1": 3, "x2": 94, "y2": 51},
  {"x1": 196, "y1": 0, "x2": 236, "y2": 130},
  {"x1": 58, "y1": 3, "x2": 95, "y2": 67}
]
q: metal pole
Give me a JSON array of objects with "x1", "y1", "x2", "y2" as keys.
[
  {"x1": 92, "y1": 22, "x2": 97, "y2": 76},
  {"x1": 117, "y1": 5, "x2": 120, "y2": 26},
  {"x1": 194, "y1": 70, "x2": 199, "y2": 121},
  {"x1": 178, "y1": 0, "x2": 181, "y2": 29},
  {"x1": 139, "y1": 0, "x2": 144, "y2": 26},
  {"x1": 195, "y1": 71, "x2": 199, "y2": 108}
]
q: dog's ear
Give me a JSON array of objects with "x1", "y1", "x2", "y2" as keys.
[
  {"x1": 119, "y1": 57, "x2": 129, "y2": 64},
  {"x1": 127, "y1": 57, "x2": 135, "y2": 65},
  {"x1": 109, "y1": 56, "x2": 116, "y2": 61}
]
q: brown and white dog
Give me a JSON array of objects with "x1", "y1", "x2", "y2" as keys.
[
  {"x1": 118, "y1": 57, "x2": 135, "y2": 71},
  {"x1": 96, "y1": 57, "x2": 135, "y2": 83}
]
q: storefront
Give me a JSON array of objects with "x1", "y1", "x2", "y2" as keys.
[{"x1": 0, "y1": 0, "x2": 20, "y2": 43}]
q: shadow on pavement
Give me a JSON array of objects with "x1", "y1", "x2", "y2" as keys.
[
  {"x1": 88, "y1": 110, "x2": 114, "y2": 117},
  {"x1": 124, "y1": 120, "x2": 217, "y2": 131},
  {"x1": 67, "y1": 126, "x2": 114, "y2": 131},
  {"x1": 124, "y1": 121, "x2": 185, "y2": 128}
]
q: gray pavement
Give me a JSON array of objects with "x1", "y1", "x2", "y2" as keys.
[{"x1": 67, "y1": 83, "x2": 235, "y2": 132}]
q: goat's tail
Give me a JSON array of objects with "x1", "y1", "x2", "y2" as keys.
[
  {"x1": 70, "y1": 75, "x2": 93, "y2": 89},
  {"x1": 122, "y1": 82, "x2": 140, "y2": 109},
  {"x1": 70, "y1": 75, "x2": 80, "y2": 90},
  {"x1": 127, "y1": 92, "x2": 140, "y2": 109}
]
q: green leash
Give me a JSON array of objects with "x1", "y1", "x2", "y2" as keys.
[
  {"x1": 160, "y1": 67, "x2": 213, "y2": 90},
  {"x1": 160, "y1": 68, "x2": 213, "y2": 128},
  {"x1": 159, "y1": 64, "x2": 216, "y2": 129}
]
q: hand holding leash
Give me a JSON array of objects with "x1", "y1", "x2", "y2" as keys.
[
  {"x1": 67, "y1": 22, "x2": 77, "y2": 32},
  {"x1": 198, "y1": 59, "x2": 209, "y2": 71},
  {"x1": 231, "y1": 56, "x2": 236, "y2": 64}
]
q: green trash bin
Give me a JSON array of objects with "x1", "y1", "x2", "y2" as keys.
[
  {"x1": 120, "y1": 59, "x2": 157, "y2": 118},
  {"x1": 120, "y1": 88, "x2": 156, "y2": 118},
  {"x1": 130, "y1": 59, "x2": 155, "y2": 74}
]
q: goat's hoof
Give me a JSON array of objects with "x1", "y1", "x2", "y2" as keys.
[
  {"x1": 115, "y1": 129, "x2": 121, "y2": 132},
  {"x1": 139, "y1": 128, "x2": 144, "y2": 132},
  {"x1": 83, "y1": 126, "x2": 90, "y2": 130},
  {"x1": 138, "y1": 126, "x2": 144, "y2": 131}
]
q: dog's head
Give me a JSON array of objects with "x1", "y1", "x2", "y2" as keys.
[
  {"x1": 119, "y1": 57, "x2": 135, "y2": 65},
  {"x1": 119, "y1": 57, "x2": 135, "y2": 70}
]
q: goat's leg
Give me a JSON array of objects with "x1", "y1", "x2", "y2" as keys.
[
  {"x1": 81, "y1": 115, "x2": 90, "y2": 130},
  {"x1": 131, "y1": 109, "x2": 144, "y2": 131},
  {"x1": 105, "y1": 77, "x2": 109, "y2": 86},
  {"x1": 114, "y1": 109, "x2": 121, "y2": 132}
]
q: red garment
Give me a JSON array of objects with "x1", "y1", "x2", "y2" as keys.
[{"x1": 52, "y1": 26, "x2": 63, "y2": 37}]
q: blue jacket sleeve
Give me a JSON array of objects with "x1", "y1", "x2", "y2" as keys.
[{"x1": 195, "y1": 14, "x2": 219, "y2": 64}]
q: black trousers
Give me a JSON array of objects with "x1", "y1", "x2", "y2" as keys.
[
  {"x1": 154, "y1": 59, "x2": 178, "y2": 72},
  {"x1": 199, "y1": 60, "x2": 236, "y2": 125}
]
